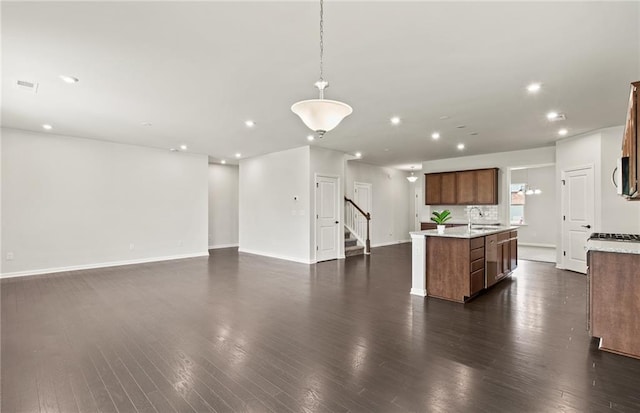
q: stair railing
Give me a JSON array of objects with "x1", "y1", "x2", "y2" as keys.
[{"x1": 344, "y1": 196, "x2": 371, "y2": 254}]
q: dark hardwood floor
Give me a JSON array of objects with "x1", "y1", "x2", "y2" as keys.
[{"x1": 2, "y1": 244, "x2": 640, "y2": 412}]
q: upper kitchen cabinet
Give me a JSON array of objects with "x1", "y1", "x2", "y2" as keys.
[
  {"x1": 425, "y1": 168, "x2": 498, "y2": 205},
  {"x1": 476, "y1": 168, "x2": 499, "y2": 204},
  {"x1": 455, "y1": 170, "x2": 476, "y2": 204},
  {"x1": 424, "y1": 172, "x2": 457, "y2": 205},
  {"x1": 621, "y1": 81, "x2": 639, "y2": 199}
]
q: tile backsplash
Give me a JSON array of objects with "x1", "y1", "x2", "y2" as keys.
[{"x1": 429, "y1": 205, "x2": 500, "y2": 223}]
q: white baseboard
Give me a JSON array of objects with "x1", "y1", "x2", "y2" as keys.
[
  {"x1": 0, "y1": 251, "x2": 210, "y2": 279},
  {"x1": 519, "y1": 242, "x2": 556, "y2": 249},
  {"x1": 556, "y1": 264, "x2": 565, "y2": 270},
  {"x1": 371, "y1": 239, "x2": 411, "y2": 248},
  {"x1": 238, "y1": 248, "x2": 314, "y2": 264},
  {"x1": 208, "y1": 243, "x2": 239, "y2": 250},
  {"x1": 410, "y1": 288, "x2": 427, "y2": 297}
]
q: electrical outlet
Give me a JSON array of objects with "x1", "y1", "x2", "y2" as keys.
[
  {"x1": 129, "y1": 243, "x2": 135, "y2": 251},
  {"x1": 6, "y1": 252, "x2": 14, "y2": 261}
]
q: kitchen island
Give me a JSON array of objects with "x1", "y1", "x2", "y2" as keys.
[{"x1": 410, "y1": 226, "x2": 518, "y2": 302}]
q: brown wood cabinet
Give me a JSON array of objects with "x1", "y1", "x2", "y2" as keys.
[
  {"x1": 590, "y1": 250, "x2": 640, "y2": 359},
  {"x1": 425, "y1": 168, "x2": 498, "y2": 205},
  {"x1": 426, "y1": 229, "x2": 517, "y2": 303},
  {"x1": 455, "y1": 170, "x2": 476, "y2": 205},
  {"x1": 621, "y1": 81, "x2": 639, "y2": 199}
]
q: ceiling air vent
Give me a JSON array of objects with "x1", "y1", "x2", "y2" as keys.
[{"x1": 16, "y1": 80, "x2": 39, "y2": 94}]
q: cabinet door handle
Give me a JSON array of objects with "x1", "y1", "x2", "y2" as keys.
[{"x1": 581, "y1": 224, "x2": 591, "y2": 229}]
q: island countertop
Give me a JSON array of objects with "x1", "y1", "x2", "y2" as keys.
[{"x1": 410, "y1": 225, "x2": 519, "y2": 239}]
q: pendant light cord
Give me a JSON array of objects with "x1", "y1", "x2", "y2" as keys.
[{"x1": 319, "y1": 0, "x2": 324, "y2": 83}]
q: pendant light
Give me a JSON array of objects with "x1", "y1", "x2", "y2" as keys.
[
  {"x1": 291, "y1": 0, "x2": 353, "y2": 138},
  {"x1": 407, "y1": 166, "x2": 418, "y2": 183}
]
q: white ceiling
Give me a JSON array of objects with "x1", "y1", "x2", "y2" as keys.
[{"x1": 2, "y1": 1, "x2": 639, "y2": 169}]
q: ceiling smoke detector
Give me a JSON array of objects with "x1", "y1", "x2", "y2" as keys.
[{"x1": 16, "y1": 79, "x2": 39, "y2": 94}]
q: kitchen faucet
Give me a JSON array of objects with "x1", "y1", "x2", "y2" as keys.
[{"x1": 468, "y1": 206, "x2": 484, "y2": 231}]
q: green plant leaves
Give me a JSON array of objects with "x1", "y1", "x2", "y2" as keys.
[{"x1": 430, "y1": 209, "x2": 452, "y2": 225}]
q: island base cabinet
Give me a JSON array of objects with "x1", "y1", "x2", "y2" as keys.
[{"x1": 424, "y1": 229, "x2": 518, "y2": 303}]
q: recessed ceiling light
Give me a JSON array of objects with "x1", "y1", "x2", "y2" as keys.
[
  {"x1": 170, "y1": 148, "x2": 179, "y2": 152},
  {"x1": 221, "y1": 160, "x2": 226, "y2": 164},
  {"x1": 457, "y1": 143, "x2": 465, "y2": 150},
  {"x1": 245, "y1": 120, "x2": 255, "y2": 127},
  {"x1": 355, "y1": 152, "x2": 362, "y2": 158},
  {"x1": 42, "y1": 124, "x2": 53, "y2": 130},
  {"x1": 180, "y1": 144, "x2": 188, "y2": 151},
  {"x1": 558, "y1": 128, "x2": 568, "y2": 136},
  {"x1": 390, "y1": 116, "x2": 401, "y2": 125},
  {"x1": 546, "y1": 111, "x2": 566, "y2": 121},
  {"x1": 431, "y1": 132, "x2": 440, "y2": 139},
  {"x1": 59, "y1": 75, "x2": 79, "y2": 84},
  {"x1": 141, "y1": 122, "x2": 152, "y2": 127},
  {"x1": 235, "y1": 153, "x2": 242, "y2": 158},
  {"x1": 526, "y1": 82, "x2": 541, "y2": 93},
  {"x1": 470, "y1": 132, "x2": 479, "y2": 136},
  {"x1": 439, "y1": 115, "x2": 450, "y2": 120},
  {"x1": 307, "y1": 135, "x2": 315, "y2": 141},
  {"x1": 456, "y1": 125, "x2": 466, "y2": 129}
]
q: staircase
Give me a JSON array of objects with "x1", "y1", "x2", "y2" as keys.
[
  {"x1": 345, "y1": 230, "x2": 365, "y2": 257},
  {"x1": 344, "y1": 196, "x2": 370, "y2": 257}
]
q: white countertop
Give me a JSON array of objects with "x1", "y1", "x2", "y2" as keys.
[
  {"x1": 410, "y1": 225, "x2": 518, "y2": 239},
  {"x1": 421, "y1": 220, "x2": 503, "y2": 226},
  {"x1": 587, "y1": 240, "x2": 640, "y2": 255}
]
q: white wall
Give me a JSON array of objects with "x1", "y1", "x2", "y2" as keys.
[
  {"x1": 555, "y1": 126, "x2": 640, "y2": 266},
  {"x1": 208, "y1": 163, "x2": 239, "y2": 248},
  {"x1": 600, "y1": 126, "x2": 640, "y2": 233},
  {"x1": 1, "y1": 128, "x2": 209, "y2": 277},
  {"x1": 511, "y1": 166, "x2": 556, "y2": 246},
  {"x1": 238, "y1": 146, "x2": 312, "y2": 263},
  {"x1": 310, "y1": 146, "x2": 347, "y2": 259},
  {"x1": 346, "y1": 161, "x2": 412, "y2": 246},
  {"x1": 421, "y1": 146, "x2": 556, "y2": 223}
]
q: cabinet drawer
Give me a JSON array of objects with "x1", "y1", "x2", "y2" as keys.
[
  {"x1": 470, "y1": 269, "x2": 485, "y2": 295},
  {"x1": 497, "y1": 232, "x2": 510, "y2": 242},
  {"x1": 470, "y1": 237, "x2": 484, "y2": 250},
  {"x1": 510, "y1": 230, "x2": 518, "y2": 238},
  {"x1": 471, "y1": 258, "x2": 485, "y2": 272},
  {"x1": 470, "y1": 247, "x2": 484, "y2": 262}
]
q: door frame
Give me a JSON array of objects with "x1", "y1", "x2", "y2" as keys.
[
  {"x1": 314, "y1": 173, "x2": 342, "y2": 262},
  {"x1": 560, "y1": 164, "x2": 595, "y2": 272},
  {"x1": 414, "y1": 187, "x2": 422, "y2": 231}
]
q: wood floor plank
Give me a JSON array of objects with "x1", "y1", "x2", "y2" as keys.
[{"x1": 3, "y1": 245, "x2": 640, "y2": 413}]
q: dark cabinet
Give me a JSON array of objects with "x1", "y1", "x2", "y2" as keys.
[
  {"x1": 485, "y1": 234, "x2": 498, "y2": 287},
  {"x1": 425, "y1": 168, "x2": 498, "y2": 205},
  {"x1": 510, "y1": 236, "x2": 518, "y2": 271},
  {"x1": 455, "y1": 171, "x2": 476, "y2": 205},
  {"x1": 476, "y1": 168, "x2": 499, "y2": 204},
  {"x1": 441, "y1": 172, "x2": 457, "y2": 204}
]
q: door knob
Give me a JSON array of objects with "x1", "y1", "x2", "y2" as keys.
[
  {"x1": 335, "y1": 221, "x2": 339, "y2": 224},
  {"x1": 582, "y1": 225, "x2": 591, "y2": 229}
]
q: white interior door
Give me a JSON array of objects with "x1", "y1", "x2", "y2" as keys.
[
  {"x1": 562, "y1": 166, "x2": 594, "y2": 274},
  {"x1": 354, "y1": 182, "x2": 372, "y2": 214},
  {"x1": 316, "y1": 175, "x2": 340, "y2": 262}
]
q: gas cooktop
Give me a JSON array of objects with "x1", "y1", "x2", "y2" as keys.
[{"x1": 589, "y1": 233, "x2": 640, "y2": 242}]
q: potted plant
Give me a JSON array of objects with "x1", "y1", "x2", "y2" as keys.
[{"x1": 431, "y1": 209, "x2": 452, "y2": 234}]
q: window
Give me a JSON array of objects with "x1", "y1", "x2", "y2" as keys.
[{"x1": 510, "y1": 183, "x2": 525, "y2": 224}]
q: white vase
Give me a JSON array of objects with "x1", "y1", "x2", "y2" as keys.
[{"x1": 437, "y1": 225, "x2": 445, "y2": 234}]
